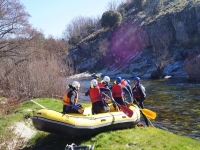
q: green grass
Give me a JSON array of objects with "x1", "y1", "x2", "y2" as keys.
[
  {"x1": 0, "y1": 98, "x2": 90, "y2": 145},
  {"x1": 30, "y1": 127, "x2": 200, "y2": 150},
  {"x1": 1, "y1": 98, "x2": 200, "y2": 150}
]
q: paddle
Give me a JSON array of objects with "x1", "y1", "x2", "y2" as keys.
[
  {"x1": 133, "y1": 99, "x2": 157, "y2": 119},
  {"x1": 102, "y1": 92, "x2": 133, "y2": 118},
  {"x1": 133, "y1": 99, "x2": 156, "y2": 127}
]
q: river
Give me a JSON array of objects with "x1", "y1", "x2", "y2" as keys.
[
  {"x1": 143, "y1": 78, "x2": 200, "y2": 142},
  {"x1": 76, "y1": 77, "x2": 200, "y2": 141}
]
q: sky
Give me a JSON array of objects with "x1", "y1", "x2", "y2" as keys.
[{"x1": 19, "y1": 0, "x2": 113, "y2": 38}]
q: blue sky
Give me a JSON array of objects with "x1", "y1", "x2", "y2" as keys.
[{"x1": 20, "y1": 0, "x2": 113, "y2": 38}]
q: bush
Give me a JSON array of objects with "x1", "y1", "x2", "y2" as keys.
[
  {"x1": 123, "y1": 0, "x2": 143, "y2": 12},
  {"x1": 101, "y1": 10, "x2": 122, "y2": 28},
  {"x1": 0, "y1": 35, "x2": 68, "y2": 100}
]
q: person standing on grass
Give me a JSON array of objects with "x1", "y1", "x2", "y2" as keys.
[
  {"x1": 62, "y1": 81, "x2": 84, "y2": 114},
  {"x1": 132, "y1": 77, "x2": 149, "y2": 126}
]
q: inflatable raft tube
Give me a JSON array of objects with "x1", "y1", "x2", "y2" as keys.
[{"x1": 32, "y1": 104, "x2": 140, "y2": 137}]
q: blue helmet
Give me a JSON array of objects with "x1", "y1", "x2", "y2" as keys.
[
  {"x1": 127, "y1": 80, "x2": 131, "y2": 85},
  {"x1": 134, "y1": 77, "x2": 140, "y2": 83},
  {"x1": 115, "y1": 77, "x2": 122, "y2": 83}
]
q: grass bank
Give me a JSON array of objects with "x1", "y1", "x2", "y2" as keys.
[{"x1": 0, "y1": 98, "x2": 200, "y2": 150}]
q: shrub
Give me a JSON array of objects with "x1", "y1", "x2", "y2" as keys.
[
  {"x1": 0, "y1": 35, "x2": 68, "y2": 101},
  {"x1": 123, "y1": 0, "x2": 143, "y2": 12},
  {"x1": 101, "y1": 10, "x2": 122, "y2": 28}
]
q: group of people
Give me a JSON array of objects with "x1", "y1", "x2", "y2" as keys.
[{"x1": 62, "y1": 76, "x2": 149, "y2": 126}]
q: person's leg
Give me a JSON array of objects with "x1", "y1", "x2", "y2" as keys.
[
  {"x1": 92, "y1": 107, "x2": 95, "y2": 115},
  {"x1": 92, "y1": 103, "x2": 100, "y2": 115},
  {"x1": 65, "y1": 107, "x2": 80, "y2": 113},
  {"x1": 140, "y1": 102, "x2": 149, "y2": 126},
  {"x1": 101, "y1": 105, "x2": 110, "y2": 113},
  {"x1": 114, "y1": 98, "x2": 126, "y2": 105},
  {"x1": 96, "y1": 101, "x2": 110, "y2": 113},
  {"x1": 62, "y1": 105, "x2": 66, "y2": 114}
]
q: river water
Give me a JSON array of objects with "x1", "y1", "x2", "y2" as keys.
[
  {"x1": 77, "y1": 77, "x2": 200, "y2": 141},
  {"x1": 142, "y1": 78, "x2": 200, "y2": 142}
]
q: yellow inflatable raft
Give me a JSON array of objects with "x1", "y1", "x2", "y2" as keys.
[{"x1": 32, "y1": 104, "x2": 140, "y2": 137}]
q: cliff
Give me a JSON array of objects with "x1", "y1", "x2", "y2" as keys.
[{"x1": 64, "y1": 0, "x2": 200, "y2": 79}]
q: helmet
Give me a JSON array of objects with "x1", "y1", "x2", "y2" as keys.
[
  {"x1": 91, "y1": 79, "x2": 98, "y2": 87},
  {"x1": 134, "y1": 77, "x2": 140, "y2": 83},
  {"x1": 127, "y1": 80, "x2": 131, "y2": 85},
  {"x1": 121, "y1": 79, "x2": 127, "y2": 86},
  {"x1": 103, "y1": 76, "x2": 110, "y2": 83},
  {"x1": 72, "y1": 81, "x2": 80, "y2": 90},
  {"x1": 115, "y1": 77, "x2": 122, "y2": 83}
]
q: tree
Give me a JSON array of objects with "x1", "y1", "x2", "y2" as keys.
[
  {"x1": 0, "y1": 0, "x2": 37, "y2": 58},
  {"x1": 101, "y1": 10, "x2": 122, "y2": 28},
  {"x1": 106, "y1": 0, "x2": 120, "y2": 10},
  {"x1": 63, "y1": 16, "x2": 100, "y2": 49}
]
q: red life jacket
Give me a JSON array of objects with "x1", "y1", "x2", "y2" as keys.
[
  {"x1": 132, "y1": 87, "x2": 141, "y2": 98},
  {"x1": 89, "y1": 86, "x2": 102, "y2": 103},
  {"x1": 98, "y1": 82, "x2": 105, "y2": 87},
  {"x1": 63, "y1": 89, "x2": 78, "y2": 106},
  {"x1": 112, "y1": 83, "x2": 123, "y2": 98},
  {"x1": 121, "y1": 79, "x2": 127, "y2": 86}
]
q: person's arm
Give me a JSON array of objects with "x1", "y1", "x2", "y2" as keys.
[
  {"x1": 70, "y1": 91, "x2": 84, "y2": 113},
  {"x1": 71, "y1": 103, "x2": 79, "y2": 110},
  {"x1": 85, "y1": 89, "x2": 90, "y2": 96},
  {"x1": 138, "y1": 85, "x2": 146, "y2": 102},
  {"x1": 100, "y1": 87, "x2": 113, "y2": 98},
  {"x1": 122, "y1": 86, "x2": 133, "y2": 103},
  {"x1": 127, "y1": 85, "x2": 133, "y2": 96},
  {"x1": 100, "y1": 87, "x2": 118, "y2": 108}
]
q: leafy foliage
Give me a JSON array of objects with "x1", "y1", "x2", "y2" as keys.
[{"x1": 101, "y1": 10, "x2": 122, "y2": 28}]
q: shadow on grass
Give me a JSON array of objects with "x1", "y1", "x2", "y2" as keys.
[{"x1": 22, "y1": 133, "x2": 94, "y2": 150}]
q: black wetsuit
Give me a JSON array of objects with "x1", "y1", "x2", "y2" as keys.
[{"x1": 132, "y1": 84, "x2": 149, "y2": 126}]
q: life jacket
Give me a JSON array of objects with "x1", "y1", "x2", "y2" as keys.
[
  {"x1": 121, "y1": 79, "x2": 127, "y2": 86},
  {"x1": 63, "y1": 89, "x2": 78, "y2": 106},
  {"x1": 89, "y1": 86, "x2": 102, "y2": 103},
  {"x1": 112, "y1": 83, "x2": 123, "y2": 98},
  {"x1": 98, "y1": 81, "x2": 106, "y2": 87},
  {"x1": 132, "y1": 86, "x2": 141, "y2": 98}
]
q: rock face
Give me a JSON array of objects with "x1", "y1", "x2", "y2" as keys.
[{"x1": 64, "y1": 0, "x2": 200, "y2": 79}]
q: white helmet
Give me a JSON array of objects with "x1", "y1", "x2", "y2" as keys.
[
  {"x1": 103, "y1": 76, "x2": 110, "y2": 83},
  {"x1": 72, "y1": 81, "x2": 80, "y2": 90},
  {"x1": 91, "y1": 79, "x2": 98, "y2": 87}
]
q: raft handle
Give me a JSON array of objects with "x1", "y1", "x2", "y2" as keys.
[{"x1": 101, "y1": 119, "x2": 106, "y2": 122}]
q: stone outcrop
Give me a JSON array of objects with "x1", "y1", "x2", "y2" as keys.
[{"x1": 64, "y1": 0, "x2": 200, "y2": 79}]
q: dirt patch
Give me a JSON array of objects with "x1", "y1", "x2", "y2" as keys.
[{"x1": 0, "y1": 121, "x2": 36, "y2": 149}]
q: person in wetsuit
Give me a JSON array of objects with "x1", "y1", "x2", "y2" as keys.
[
  {"x1": 62, "y1": 81, "x2": 84, "y2": 114},
  {"x1": 132, "y1": 77, "x2": 149, "y2": 126},
  {"x1": 85, "y1": 79, "x2": 114, "y2": 115}
]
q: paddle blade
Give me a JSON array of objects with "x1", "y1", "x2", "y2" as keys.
[
  {"x1": 118, "y1": 104, "x2": 133, "y2": 118},
  {"x1": 141, "y1": 108, "x2": 156, "y2": 119}
]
